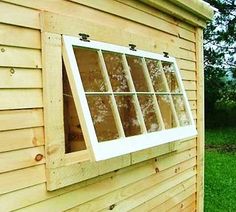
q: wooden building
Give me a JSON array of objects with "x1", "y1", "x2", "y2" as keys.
[{"x1": 0, "y1": 0, "x2": 213, "y2": 211}]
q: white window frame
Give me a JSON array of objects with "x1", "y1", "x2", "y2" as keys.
[{"x1": 62, "y1": 35, "x2": 197, "y2": 161}]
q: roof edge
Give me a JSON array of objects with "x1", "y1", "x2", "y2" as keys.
[
  {"x1": 169, "y1": 0, "x2": 214, "y2": 21},
  {"x1": 139, "y1": 0, "x2": 214, "y2": 27}
]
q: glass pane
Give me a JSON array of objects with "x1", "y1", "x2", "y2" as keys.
[
  {"x1": 138, "y1": 95, "x2": 161, "y2": 132},
  {"x1": 103, "y1": 51, "x2": 129, "y2": 92},
  {"x1": 162, "y1": 62, "x2": 180, "y2": 93},
  {"x1": 172, "y1": 95, "x2": 190, "y2": 126},
  {"x1": 73, "y1": 47, "x2": 107, "y2": 92},
  {"x1": 87, "y1": 96, "x2": 119, "y2": 142},
  {"x1": 156, "y1": 95, "x2": 177, "y2": 129},
  {"x1": 145, "y1": 58, "x2": 167, "y2": 92},
  {"x1": 115, "y1": 95, "x2": 141, "y2": 137},
  {"x1": 126, "y1": 56, "x2": 149, "y2": 92},
  {"x1": 63, "y1": 62, "x2": 86, "y2": 153}
]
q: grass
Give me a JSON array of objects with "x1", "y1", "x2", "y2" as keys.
[{"x1": 205, "y1": 127, "x2": 236, "y2": 212}]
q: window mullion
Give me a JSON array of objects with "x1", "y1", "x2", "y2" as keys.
[
  {"x1": 97, "y1": 50, "x2": 125, "y2": 138},
  {"x1": 141, "y1": 57, "x2": 165, "y2": 130},
  {"x1": 122, "y1": 54, "x2": 147, "y2": 134},
  {"x1": 172, "y1": 62, "x2": 194, "y2": 125},
  {"x1": 158, "y1": 61, "x2": 180, "y2": 127}
]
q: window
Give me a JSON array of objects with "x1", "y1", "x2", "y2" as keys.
[{"x1": 62, "y1": 35, "x2": 197, "y2": 161}]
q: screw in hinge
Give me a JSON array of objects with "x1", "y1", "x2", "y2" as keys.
[
  {"x1": 129, "y1": 43, "x2": 137, "y2": 51},
  {"x1": 79, "y1": 33, "x2": 90, "y2": 42},
  {"x1": 163, "y1": 52, "x2": 169, "y2": 58}
]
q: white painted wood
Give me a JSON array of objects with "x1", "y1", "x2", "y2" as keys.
[{"x1": 62, "y1": 35, "x2": 197, "y2": 161}]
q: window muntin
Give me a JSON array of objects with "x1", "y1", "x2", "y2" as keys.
[{"x1": 62, "y1": 35, "x2": 197, "y2": 161}]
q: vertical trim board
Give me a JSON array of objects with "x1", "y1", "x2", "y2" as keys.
[{"x1": 196, "y1": 28, "x2": 204, "y2": 212}]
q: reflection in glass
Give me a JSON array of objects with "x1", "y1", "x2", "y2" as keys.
[
  {"x1": 103, "y1": 52, "x2": 129, "y2": 92},
  {"x1": 87, "y1": 96, "x2": 119, "y2": 142},
  {"x1": 162, "y1": 62, "x2": 180, "y2": 93},
  {"x1": 146, "y1": 58, "x2": 166, "y2": 92},
  {"x1": 138, "y1": 95, "x2": 161, "y2": 132},
  {"x1": 63, "y1": 62, "x2": 86, "y2": 153},
  {"x1": 73, "y1": 47, "x2": 106, "y2": 92},
  {"x1": 126, "y1": 56, "x2": 149, "y2": 92},
  {"x1": 172, "y1": 95, "x2": 190, "y2": 126},
  {"x1": 115, "y1": 95, "x2": 141, "y2": 137},
  {"x1": 156, "y1": 95, "x2": 177, "y2": 129}
]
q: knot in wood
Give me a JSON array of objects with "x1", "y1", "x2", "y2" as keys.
[
  {"x1": 35, "y1": 154, "x2": 44, "y2": 162},
  {"x1": 109, "y1": 204, "x2": 116, "y2": 210}
]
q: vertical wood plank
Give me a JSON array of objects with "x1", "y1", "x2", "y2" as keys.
[
  {"x1": 196, "y1": 28, "x2": 204, "y2": 212},
  {"x1": 41, "y1": 32, "x2": 65, "y2": 168}
]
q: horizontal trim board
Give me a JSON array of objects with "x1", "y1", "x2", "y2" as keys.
[
  {"x1": 0, "y1": 127, "x2": 44, "y2": 152},
  {"x1": 0, "y1": 23, "x2": 41, "y2": 49},
  {"x1": 0, "y1": 68, "x2": 42, "y2": 88},
  {"x1": 131, "y1": 138, "x2": 196, "y2": 164},
  {"x1": 67, "y1": 0, "x2": 197, "y2": 40},
  {"x1": 0, "y1": 89, "x2": 43, "y2": 110},
  {"x1": 47, "y1": 143, "x2": 196, "y2": 190},
  {"x1": 0, "y1": 146, "x2": 45, "y2": 173},
  {"x1": 47, "y1": 154, "x2": 131, "y2": 190},
  {"x1": 68, "y1": 0, "x2": 177, "y2": 37},
  {"x1": 0, "y1": 46, "x2": 41, "y2": 68},
  {"x1": 42, "y1": 11, "x2": 196, "y2": 54},
  {"x1": 0, "y1": 1, "x2": 40, "y2": 29}
]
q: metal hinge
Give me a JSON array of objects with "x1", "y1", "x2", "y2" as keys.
[
  {"x1": 129, "y1": 43, "x2": 137, "y2": 51},
  {"x1": 79, "y1": 33, "x2": 90, "y2": 42},
  {"x1": 163, "y1": 52, "x2": 169, "y2": 58}
]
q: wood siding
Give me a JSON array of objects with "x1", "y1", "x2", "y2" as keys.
[{"x1": 0, "y1": 0, "x2": 203, "y2": 211}]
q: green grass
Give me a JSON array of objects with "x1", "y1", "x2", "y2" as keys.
[{"x1": 205, "y1": 128, "x2": 236, "y2": 212}]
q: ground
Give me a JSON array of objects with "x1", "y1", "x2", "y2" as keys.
[{"x1": 205, "y1": 128, "x2": 236, "y2": 212}]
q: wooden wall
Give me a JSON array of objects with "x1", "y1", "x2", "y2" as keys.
[{"x1": 0, "y1": 0, "x2": 203, "y2": 211}]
